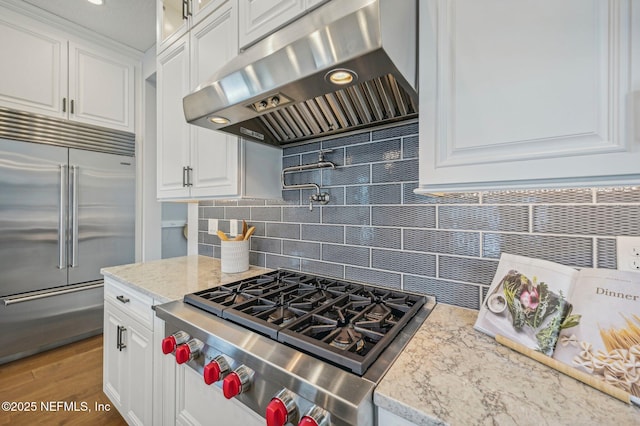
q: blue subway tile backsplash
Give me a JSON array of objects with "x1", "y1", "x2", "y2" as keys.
[{"x1": 198, "y1": 119, "x2": 639, "y2": 310}]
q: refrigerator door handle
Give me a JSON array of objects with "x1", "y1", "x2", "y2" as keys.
[
  {"x1": 58, "y1": 164, "x2": 67, "y2": 269},
  {"x1": 70, "y1": 165, "x2": 79, "y2": 268},
  {"x1": 1, "y1": 281, "x2": 103, "y2": 306}
]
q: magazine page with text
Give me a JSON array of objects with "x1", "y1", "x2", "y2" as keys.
[{"x1": 552, "y1": 268, "x2": 640, "y2": 399}]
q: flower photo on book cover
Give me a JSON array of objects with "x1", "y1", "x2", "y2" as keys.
[{"x1": 491, "y1": 269, "x2": 580, "y2": 355}]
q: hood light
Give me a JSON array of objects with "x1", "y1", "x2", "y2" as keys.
[
  {"x1": 209, "y1": 116, "x2": 230, "y2": 125},
  {"x1": 87, "y1": 0, "x2": 104, "y2": 4},
  {"x1": 326, "y1": 69, "x2": 357, "y2": 85}
]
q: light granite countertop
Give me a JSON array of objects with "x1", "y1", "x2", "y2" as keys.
[
  {"x1": 101, "y1": 257, "x2": 639, "y2": 424},
  {"x1": 374, "y1": 304, "x2": 640, "y2": 425},
  {"x1": 100, "y1": 255, "x2": 272, "y2": 303}
]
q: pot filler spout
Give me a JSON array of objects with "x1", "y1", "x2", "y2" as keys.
[{"x1": 182, "y1": 0, "x2": 418, "y2": 147}]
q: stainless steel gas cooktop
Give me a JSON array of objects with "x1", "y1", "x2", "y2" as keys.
[
  {"x1": 184, "y1": 270, "x2": 428, "y2": 375},
  {"x1": 156, "y1": 269, "x2": 436, "y2": 425}
]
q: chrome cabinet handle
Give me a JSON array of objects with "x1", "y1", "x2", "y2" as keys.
[
  {"x1": 117, "y1": 325, "x2": 127, "y2": 351},
  {"x1": 62, "y1": 98, "x2": 67, "y2": 113},
  {"x1": 186, "y1": 166, "x2": 193, "y2": 187},
  {"x1": 182, "y1": 0, "x2": 188, "y2": 19},
  {"x1": 116, "y1": 295, "x2": 130, "y2": 304},
  {"x1": 70, "y1": 99, "x2": 75, "y2": 114}
]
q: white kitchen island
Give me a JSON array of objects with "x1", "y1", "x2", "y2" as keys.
[{"x1": 101, "y1": 256, "x2": 271, "y2": 425}]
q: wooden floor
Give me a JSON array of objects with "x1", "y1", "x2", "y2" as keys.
[{"x1": 0, "y1": 335, "x2": 126, "y2": 425}]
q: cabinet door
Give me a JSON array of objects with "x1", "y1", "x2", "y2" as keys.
[
  {"x1": 103, "y1": 302, "x2": 127, "y2": 414},
  {"x1": 191, "y1": 0, "x2": 226, "y2": 27},
  {"x1": 416, "y1": 0, "x2": 640, "y2": 193},
  {"x1": 158, "y1": 0, "x2": 189, "y2": 54},
  {"x1": 238, "y1": 0, "x2": 304, "y2": 48},
  {"x1": 189, "y1": 0, "x2": 240, "y2": 198},
  {"x1": 68, "y1": 42, "x2": 135, "y2": 132},
  {"x1": 124, "y1": 315, "x2": 154, "y2": 426},
  {"x1": 0, "y1": 14, "x2": 67, "y2": 118},
  {"x1": 157, "y1": 35, "x2": 192, "y2": 199}
]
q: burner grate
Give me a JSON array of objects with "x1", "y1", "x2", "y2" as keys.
[
  {"x1": 183, "y1": 269, "x2": 427, "y2": 375},
  {"x1": 278, "y1": 285, "x2": 426, "y2": 375},
  {"x1": 184, "y1": 270, "x2": 294, "y2": 315}
]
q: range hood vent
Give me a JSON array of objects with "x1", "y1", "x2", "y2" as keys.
[
  {"x1": 183, "y1": 0, "x2": 418, "y2": 147},
  {"x1": 258, "y1": 74, "x2": 416, "y2": 143}
]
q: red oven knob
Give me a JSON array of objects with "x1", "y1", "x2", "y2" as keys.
[
  {"x1": 298, "y1": 406, "x2": 329, "y2": 426},
  {"x1": 175, "y1": 339, "x2": 204, "y2": 364},
  {"x1": 298, "y1": 419, "x2": 317, "y2": 426},
  {"x1": 266, "y1": 389, "x2": 298, "y2": 426},
  {"x1": 222, "y1": 365, "x2": 252, "y2": 399},
  {"x1": 161, "y1": 331, "x2": 190, "y2": 354},
  {"x1": 203, "y1": 355, "x2": 230, "y2": 385}
]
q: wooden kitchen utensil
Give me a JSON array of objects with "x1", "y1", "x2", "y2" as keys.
[
  {"x1": 243, "y1": 226, "x2": 255, "y2": 240},
  {"x1": 216, "y1": 230, "x2": 229, "y2": 241}
]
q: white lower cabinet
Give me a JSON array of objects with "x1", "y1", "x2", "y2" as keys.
[
  {"x1": 416, "y1": 0, "x2": 640, "y2": 193},
  {"x1": 103, "y1": 278, "x2": 171, "y2": 426},
  {"x1": 104, "y1": 299, "x2": 153, "y2": 425},
  {"x1": 377, "y1": 407, "x2": 417, "y2": 426},
  {"x1": 174, "y1": 363, "x2": 263, "y2": 426}
]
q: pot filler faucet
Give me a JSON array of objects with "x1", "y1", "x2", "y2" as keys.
[{"x1": 281, "y1": 150, "x2": 336, "y2": 211}]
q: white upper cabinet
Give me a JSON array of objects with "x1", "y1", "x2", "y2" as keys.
[
  {"x1": 416, "y1": 0, "x2": 640, "y2": 193},
  {"x1": 158, "y1": 0, "x2": 188, "y2": 52},
  {"x1": 0, "y1": 17, "x2": 67, "y2": 118},
  {"x1": 189, "y1": 5, "x2": 240, "y2": 197},
  {"x1": 238, "y1": 0, "x2": 331, "y2": 49},
  {"x1": 158, "y1": 0, "x2": 228, "y2": 54},
  {"x1": 68, "y1": 42, "x2": 135, "y2": 132},
  {"x1": 156, "y1": 0, "x2": 283, "y2": 200},
  {"x1": 157, "y1": 35, "x2": 191, "y2": 199},
  {"x1": 238, "y1": 0, "x2": 304, "y2": 49},
  {"x1": 0, "y1": 7, "x2": 136, "y2": 133}
]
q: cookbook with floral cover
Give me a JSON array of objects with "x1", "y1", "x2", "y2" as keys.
[{"x1": 475, "y1": 253, "x2": 640, "y2": 401}]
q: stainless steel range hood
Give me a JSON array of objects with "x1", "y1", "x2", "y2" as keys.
[{"x1": 183, "y1": 0, "x2": 417, "y2": 147}]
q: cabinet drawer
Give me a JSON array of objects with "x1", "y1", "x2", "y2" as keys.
[{"x1": 104, "y1": 278, "x2": 154, "y2": 329}]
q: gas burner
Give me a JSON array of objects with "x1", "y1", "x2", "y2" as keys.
[
  {"x1": 267, "y1": 306, "x2": 296, "y2": 324},
  {"x1": 364, "y1": 303, "x2": 390, "y2": 321},
  {"x1": 330, "y1": 324, "x2": 364, "y2": 352}
]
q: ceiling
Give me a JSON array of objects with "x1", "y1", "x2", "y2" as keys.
[{"x1": 22, "y1": 0, "x2": 156, "y2": 52}]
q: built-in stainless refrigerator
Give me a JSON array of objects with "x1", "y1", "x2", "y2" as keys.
[{"x1": 0, "y1": 132, "x2": 135, "y2": 364}]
